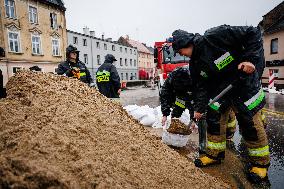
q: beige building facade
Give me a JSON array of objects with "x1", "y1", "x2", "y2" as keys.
[
  {"x1": 138, "y1": 51, "x2": 155, "y2": 78},
  {"x1": 118, "y1": 36, "x2": 155, "y2": 79},
  {"x1": 260, "y1": 1, "x2": 284, "y2": 89},
  {"x1": 0, "y1": 0, "x2": 67, "y2": 86},
  {"x1": 262, "y1": 30, "x2": 284, "y2": 88}
]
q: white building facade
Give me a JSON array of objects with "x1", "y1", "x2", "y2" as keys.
[{"x1": 67, "y1": 29, "x2": 138, "y2": 81}]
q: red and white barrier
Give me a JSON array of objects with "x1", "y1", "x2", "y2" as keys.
[{"x1": 268, "y1": 69, "x2": 277, "y2": 89}]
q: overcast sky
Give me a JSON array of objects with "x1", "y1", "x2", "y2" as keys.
[{"x1": 65, "y1": 0, "x2": 283, "y2": 46}]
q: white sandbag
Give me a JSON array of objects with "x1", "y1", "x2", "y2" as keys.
[
  {"x1": 140, "y1": 105, "x2": 155, "y2": 115},
  {"x1": 179, "y1": 109, "x2": 191, "y2": 125},
  {"x1": 130, "y1": 108, "x2": 148, "y2": 120},
  {"x1": 162, "y1": 130, "x2": 190, "y2": 147},
  {"x1": 152, "y1": 116, "x2": 171, "y2": 129},
  {"x1": 140, "y1": 113, "x2": 156, "y2": 126},
  {"x1": 153, "y1": 106, "x2": 163, "y2": 117},
  {"x1": 161, "y1": 119, "x2": 190, "y2": 147},
  {"x1": 124, "y1": 105, "x2": 139, "y2": 113},
  {"x1": 152, "y1": 106, "x2": 164, "y2": 128}
]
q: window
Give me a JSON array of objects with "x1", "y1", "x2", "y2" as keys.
[
  {"x1": 125, "y1": 48, "x2": 127, "y2": 53},
  {"x1": 31, "y1": 34, "x2": 42, "y2": 55},
  {"x1": 130, "y1": 49, "x2": 132, "y2": 54},
  {"x1": 97, "y1": 55, "x2": 101, "y2": 65},
  {"x1": 112, "y1": 45, "x2": 115, "y2": 51},
  {"x1": 104, "y1": 44, "x2": 107, "y2": 50},
  {"x1": 121, "y1": 73, "x2": 123, "y2": 80},
  {"x1": 73, "y1": 37, "x2": 78, "y2": 44},
  {"x1": 29, "y1": 6, "x2": 38, "y2": 24},
  {"x1": 130, "y1": 59, "x2": 132, "y2": 66},
  {"x1": 83, "y1": 39, "x2": 87, "y2": 46},
  {"x1": 5, "y1": 0, "x2": 16, "y2": 18},
  {"x1": 134, "y1": 60, "x2": 136, "y2": 67},
  {"x1": 84, "y1": 54, "x2": 88, "y2": 64},
  {"x1": 134, "y1": 50, "x2": 136, "y2": 55},
  {"x1": 120, "y1": 47, "x2": 122, "y2": 52},
  {"x1": 120, "y1": 58, "x2": 123, "y2": 66},
  {"x1": 130, "y1": 73, "x2": 133, "y2": 80},
  {"x1": 96, "y1": 42, "x2": 100, "y2": 49},
  {"x1": 271, "y1": 38, "x2": 278, "y2": 54},
  {"x1": 12, "y1": 67, "x2": 21, "y2": 74},
  {"x1": 8, "y1": 31, "x2": 20, "y2": 52},
  {"x1": 126, "y1": 73, "x2": 128, "y2": 80},
  {"x1": 52, "y1": 38, "x2": 60, "y2": 56},
  {"x1": 135, "y1": 73, "x2": 137, "y2": 79},
  {"x1": 125, "y1": 59, "x2": 128, "y2": 66},
  {"x1": 50, "y1": 13, "x2": 57, "y2": 29}
]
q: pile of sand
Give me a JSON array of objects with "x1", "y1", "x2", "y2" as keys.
[
  {"x1": 0, "y1": 71, "x2": 229, "y2": 189},
  {"x1": 167, "y1": 119, "x2": 192, "y2": 135}
]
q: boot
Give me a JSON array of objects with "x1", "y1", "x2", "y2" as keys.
[
  {"x1": 194, "y1": 156, "x2": 221, "y2": 167},
  {"x1": 247, "y1": 167, "x2": 270, "y2": 187}
]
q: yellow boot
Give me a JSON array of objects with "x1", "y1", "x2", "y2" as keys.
[
  {"x1": 247, "y1": 167, "x2": 270, "y2": 185},
  {"x1": 251, "y1": 167, "x2": 267, "y2": 178},
  {"x1": 194, "y1": 156, "x2": 221, "y2": 167}
]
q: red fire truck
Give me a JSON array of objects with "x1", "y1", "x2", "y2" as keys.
[{"x1": 154, "y1": 38, "x2": 190, "y2": 91}]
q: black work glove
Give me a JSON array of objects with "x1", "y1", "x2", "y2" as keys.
[{"x1": 64, "y1": 69, "x2": 73, "y2": 77}]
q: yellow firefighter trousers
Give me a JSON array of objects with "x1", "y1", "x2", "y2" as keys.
[{"x1": 206, "y1": 108, "x2": 270, "y2": 167}]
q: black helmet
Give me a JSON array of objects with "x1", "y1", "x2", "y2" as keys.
[
  {"x1": 172, "y1": 29, "x2": 195, "y2": 53},
  {"x1": 66, "y1": 45, "x2": 79, "y2": 58},
  {"x1": 172, "y1": 66, "x2": 192, "y2": 92},
  {"x1": 105, "y1": 54, "x2": 117, "y2": 63},
  {"x1": 29, "y1": 66, "x2": 41, "y2": 71}
]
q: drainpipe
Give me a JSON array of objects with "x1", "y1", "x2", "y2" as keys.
[{"x1": 90, "y1": 37, "x2": 94, "y2": 81}]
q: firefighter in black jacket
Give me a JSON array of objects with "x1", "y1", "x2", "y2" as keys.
[
  {"x1": 160, "y1": 66, "x2": 194, "y2": 126},
  {"x1": 171, "y1": 25, "x2": 269, "y2": 183},
  {"x1": 96, "y1": 54, "x2": 121, "y2": 98},
  {"x1": 57, "y1": 45, "x2": 93, "y2": 84},
  {"x1": 160, "y1": 66, "x2": 237, "y2": 150}
]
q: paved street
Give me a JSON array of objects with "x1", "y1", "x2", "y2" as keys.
[{"x1": 120, "y1": 86, "x2": 160, "y2": 107}]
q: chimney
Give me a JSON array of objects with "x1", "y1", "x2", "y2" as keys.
[
  {"x1": 102, "y1": 32, "x2": 105, "y2": 40},
  {"x1": 126, "y1": 35, "x2": 129, "y2": 40},
  {"x1": 83, "y1": 27, "x2": 90, "y2": 35},
  {"x1": 90, "y1": 30, "x2": 95, "y2": 37}
]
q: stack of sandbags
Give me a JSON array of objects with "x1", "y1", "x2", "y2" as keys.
[
  {"x1": 124, "y1": 105, "x2": 156, "y2": 126},
  {"x1": 124, "y1": 105, "x2": 192, "y2": 129}
]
